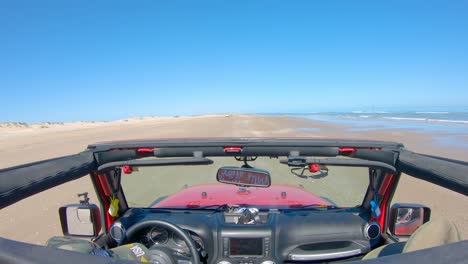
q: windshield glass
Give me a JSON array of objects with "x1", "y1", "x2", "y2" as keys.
[{"x1": 121, "y1": 157, "x2": 369, "y2": 208}]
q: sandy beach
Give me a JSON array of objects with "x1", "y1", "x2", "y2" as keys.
[{"x1": 0, "y1": 114, "x2": 467, "y2": 244}]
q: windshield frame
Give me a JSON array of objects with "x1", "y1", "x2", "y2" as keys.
[{"x1": 90, "y1": 138, "x2": 402, "y2": 215}]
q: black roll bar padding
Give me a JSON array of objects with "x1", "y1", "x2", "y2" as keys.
[
  {"x1": 97, "y1": 157, "x2": 214, "y2": 172},
  {"x1": 397, "y1": 150, "x2": 468, "y2": 196},
  {"x1": 0, "y1": 150, "x2": 96, "y2": 209},
  {"x1": 153, "y1": 146, "x2": 340, "y2": 157},
  {"x1": 279, "y1": 157, "x2": 397, "y2": 173}
]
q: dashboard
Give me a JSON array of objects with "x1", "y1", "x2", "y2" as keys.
[{"x1": 110, "y1": 207, "x2": 379, "y2": 264}]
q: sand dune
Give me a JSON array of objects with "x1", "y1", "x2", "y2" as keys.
[{"x1": 0, "y1": 114, "x2": 466, "y2": 244}]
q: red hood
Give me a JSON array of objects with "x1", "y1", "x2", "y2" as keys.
[{"x1": 153, "y1": 183, "x2": 332, "y2": 208}]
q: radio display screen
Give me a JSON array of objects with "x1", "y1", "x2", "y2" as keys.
[{"x1": 229, "y1": 238, "x2": 263, "y2": 256}]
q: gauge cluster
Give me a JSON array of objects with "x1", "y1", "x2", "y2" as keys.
[{"x1": 140, "y1": 225, "x2": 204, "y2": 254}]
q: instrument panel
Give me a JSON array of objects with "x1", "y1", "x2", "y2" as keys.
[{"x1": 139, "y1": 225, "x2": 204, "y2": 255}]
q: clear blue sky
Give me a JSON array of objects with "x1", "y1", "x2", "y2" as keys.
[{"x1": 1, "y1": 1, "x2": 467, "y2": 123}]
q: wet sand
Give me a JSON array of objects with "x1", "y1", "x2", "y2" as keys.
[{"x1": 0, "y1": 114, "x2": 467, "y2": 244}]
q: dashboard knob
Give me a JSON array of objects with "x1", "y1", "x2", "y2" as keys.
[
  {"x1": 261, "y1": 261, "x2": 276, "y2": 264},
  {"x1": 217, "y1": 261, "x2": 232, "y2": 264}
]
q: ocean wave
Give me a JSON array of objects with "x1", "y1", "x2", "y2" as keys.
[
  {"x1": 415, "y1": 112, "x2": 450, "y2": 114},
  {"x1": 382, "y1": 117, "x2": 468, "y2": 124},
  {"x1": 383, "y1": 117, "x2": 428, "y2": 121},
  {"x1": 352, "y1": 111, "x2": 387, "y2": 114},
  {"x1": 427, "y1": 119, "x2": 468, "y2": 124}
]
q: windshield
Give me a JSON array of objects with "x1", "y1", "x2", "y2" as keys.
[{"x1": 121, "y1": 157, "x2": 369, "y2": 209}]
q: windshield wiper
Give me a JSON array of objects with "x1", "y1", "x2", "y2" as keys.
[
  {"x1": 282, "y1": 204, "x2": 342, "y2": 211},
  {"x1": 150, "y1": 204, "x2": 252, "y2": 211},
  {"x1": 284, "y1": 204, "x2": 362, "y2": 212},
  {"x1": 192, "y1": 204, "x2": 253, "y2": 211}
]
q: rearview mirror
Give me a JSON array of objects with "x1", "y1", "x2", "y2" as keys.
[
  {"x1": 389, "y1": 203, "x2": 431, "y2": 237},
  {"x1": 59, "y1": 193, "x2": 102, "y2": 237},
  {"x1": 217, "y1": 166, "x2": 271, "y2": 187}
]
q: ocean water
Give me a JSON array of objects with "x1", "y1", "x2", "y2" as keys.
[
  {"x1": 294, "y1": 111, "x2": 468, "y2": 134},
  {"x1": 281, "y1": 111, "x2": 468, "y2": 149}
]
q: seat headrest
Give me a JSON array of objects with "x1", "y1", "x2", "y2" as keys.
[{"x1": 404, "y1": 217, "x2": 462, "y2": 252}]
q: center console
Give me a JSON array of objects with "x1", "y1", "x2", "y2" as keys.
[
  {"x1": 218, "y1": 236, "x2": 274, "y2": 264},
  {"x1": 216, "y1": 208, "x2": 277, "y2": 264},
  {"x1": 223, "y1": 237, "x2": 271, "y2": 258}
]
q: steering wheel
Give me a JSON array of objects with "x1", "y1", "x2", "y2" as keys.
[{"x1": 125, "y1": 219, "x2": 200, "y2": 264}]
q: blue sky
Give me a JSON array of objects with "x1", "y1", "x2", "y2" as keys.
[{"x1": 1, "y1": 1, "x2": 468, "y2": 123}]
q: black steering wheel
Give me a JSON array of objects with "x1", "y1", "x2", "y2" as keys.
[{"x1": 125, "y1": 219, "x2": 200, "y2": 264}]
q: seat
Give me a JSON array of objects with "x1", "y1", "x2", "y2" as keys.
[
  {"x1": 363, "y1": 217, "x2": 462, "y2": 259},
  {"x1": 47, "y1": 236, "x2": 150, "y2": 262}
]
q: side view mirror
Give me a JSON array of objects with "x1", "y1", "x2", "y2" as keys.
[
  {"x1": 389, "y1": 203, "x2": 431, "y2": 237},
  {"x1": 59, "y1": 193, "x2": 102, "y2": 237}
]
